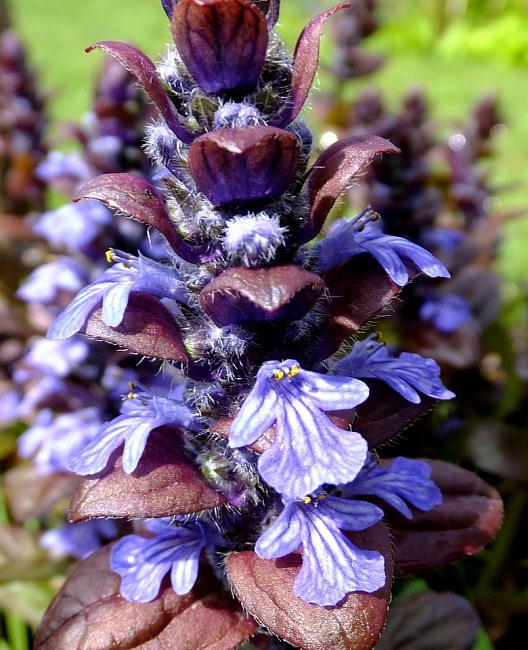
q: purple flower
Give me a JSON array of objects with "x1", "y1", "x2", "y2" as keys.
[
  {"x1": 143, "y1": 120, "x2": 185, "y2": 175},
  {"x1": 212, "y1": 102, "x2": 262, "y2": 129},
  {"x1": 256, "y1": 494, "x2": 386, "y2": 606},
  {"x1": 313, "y1": 209, "x2": 450, "y2": 285},
  {"x1": 47, "y1": 250, "x2": 190, "y2": 339},
  {"x1": 110, "y1": 518, "x2": 218, "y2": 603},
  {"x1": 229, "y1": 360, "x2": 369, "y2": 497},
  {"x1": 67, "y1": 382, "x2": 203, "y2": 475},
  {"x1": 419, "y1": 294, "x2": 472, "y2": 334},
  {"x1": 33, "y1": 201, "x2": 111, "y2": 251},
  {"x1": 343, "y1": 457, "x2": 442, "y2": 519},
  {"x1": 16, "y1": 376, "x2": 88, "y2": 419},
  {"x1": 334, "y1": 334, "x2": 455, "y2": 403},
  {"x1": 420, "y1": 227, "x2": 465, "y2": 253},
  {"x1": 18, "y1": 407, "x2": 103, "y2": 475},
  {"x1": 222, "y1": 213, "x2": 288, "y2": 267},
  {"x1": 17, "y1": 257, "x2": 87, "y2": 304},
  {"x1": 41, "y1": 520, "x2": 118, "y2": 559},
  {"x1": 36, "y1": 150, "x2": 92, "y2": 185},
  {"x1": 0, "y1": 388, "x2": 22, "y2": 427},
  {"x1": 14, "y1": 336, "x2": 90, "y2": 382}
]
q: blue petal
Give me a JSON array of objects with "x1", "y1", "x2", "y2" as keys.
[
  {"x1": 316, "y1": 496, "x2": 384, "y2": 532},
  {"x1": 335, "y1": 338, "x2": 455, "y2": 403},
  {"x1": 360, "y1": 239, "x2": 410, "y2": 286},
  {"x1": 68, "y1": 414, "x2": 152, "y2": 475},
  {"x1": 255, "y1": 502, "x2": 303, "y2": 558},
  {"x1": 345, "y1": 457, "x2": 442, "y2": 519},
  {"x1": 258, "y1": 398, "x2": 368, "y2": 497},
  {"x1": 102, "y1": 281, "x2": 134, "y2": 327},
  {"x1": 121, "y1": 417, "x2": 161, "y2": 474},
  {"x1": 67, "y1": 416, "x2": 133, "y2": 475},
  {"x1": 47, "y1": 281, "x2": 110, "y2": 339},
  {"x1": 299, "y1": 371, "x2": 369, "y2": 411},
  {"x1": 229, "y1": 383, "x2": 279, "y2": 447},
  {"x1": 293, "y1": 505, "x2": 385, "y2": 605},
  {"x1": 357, "y1": 231, "x2": 450, "y2": 283},
  {"x1": 169, "y1": 543, "x2": 202, "y2": 595},
  {"x1": 111, "y1": 524, "x2": 208, "y2": 602},
  {"x1": 110, "y1": 535, "x2": 170, "y2": 603}
]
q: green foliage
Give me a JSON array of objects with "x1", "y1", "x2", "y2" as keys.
[
  {"x1": 373, "y1": 0, "x2": 528, "y2": 66},
  {"x1": 438, "y1": 12, "x2": 528, "y2": 66},
  {"x1": 473, "y1": 628, "x2": 495, "y2": 650}
]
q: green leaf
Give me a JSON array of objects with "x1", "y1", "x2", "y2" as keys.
[
  {"x1": 472, "y1": 627, "x2": 495, "y2": 650},
  {"x1": 0, "y1": 580, "x2": 57, "y2": 627}
]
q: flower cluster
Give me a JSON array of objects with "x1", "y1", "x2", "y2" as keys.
[
  {"x1": 28, "y1": 3, "x2": 503, "y2": 650},
  {"x1": 0, "y1": 28, "x2": 47, "y2": 216},
  {"x1": 2, "y1": 42, "x2": 161, "y2": 561}
]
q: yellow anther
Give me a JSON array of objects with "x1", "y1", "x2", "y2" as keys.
[
  {"x1": 303, "y1": 496, "x2": 312, "y2": 504},
  {"x1": 105, "y1": 250, "x2": 115, "y2": 263},
  {"x1": 128, "y1": 381, "x2": 136, "y2": 390},
  {"x1": 273, "y1": 369, "x2": 285, "y2": 381},
  {"x1": 288, "y1": 364, "x2": 300, "y2": 378},
  {"x1": 123, "y1": 263, "x2": 132, "y2": 269},
  {"x1": 127, "y1": 392, "x2": 137, "y2": 400}
]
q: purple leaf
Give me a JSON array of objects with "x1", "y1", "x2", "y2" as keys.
[
  {"x1": 266, "y1": 0, "x2": 280, "y2": 27},
  {"x1": 188, "y1": 126, "x2": 300, "y2": 207},
  {"x1": 468, "y1": 420, "x2": 528, "y2": 482},
  {"x1": 82, "y1": 293, "x2": 187, "y2": 362},
  {"x1": 403, "y1": 321, "x2": 482, "y2": 369},
  {"x1": 353, "y1": 379, "x2": 438, "y2": 448},
  {"x1": 161, "y1": 0, "x2": 177, "y2": 18},
  {"x1": 376, "y1": 591, "x2": 480, "y2": 650},
  {"x1": 227, "y1": 522, "x2": 392, "y2": 650},
  {"x1": 3, "y1": 465, "x2": 79, "y2": 523},
  {"x1": 86, "y1": 41, "x2": 194, "y2": 144},
  {"x1": 271, "y1": 3, "x2": 351, "y2": 128},
  {"x1": 172, "y1": 0, "x2": 268, "y2": 94},
  {"x1": 69, "y1": 428, "x2": 224, "y2": 521},
  {"x1": 74, "y1": 173, "x2": 216, "y2": 263},
  {"x1": 298, "y1": 135, "x2": 399, "y2": 244},
  {"x1": 389, "y1": 460, "x2": 504, "y2": 576},
  {"x1": 308, "y1": 254, "x2": 415, "y2": 361},
  {"x1": 200, "y1": 265, "x2": 325, "y2": 327},
  {"x1": 34, "y1": 545, "x2": 257, "y2": 650}
]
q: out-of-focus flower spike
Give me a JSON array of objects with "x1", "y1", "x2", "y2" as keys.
[{"x1": 86, "y1": 41, "x2": 195, "y2": 144}]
